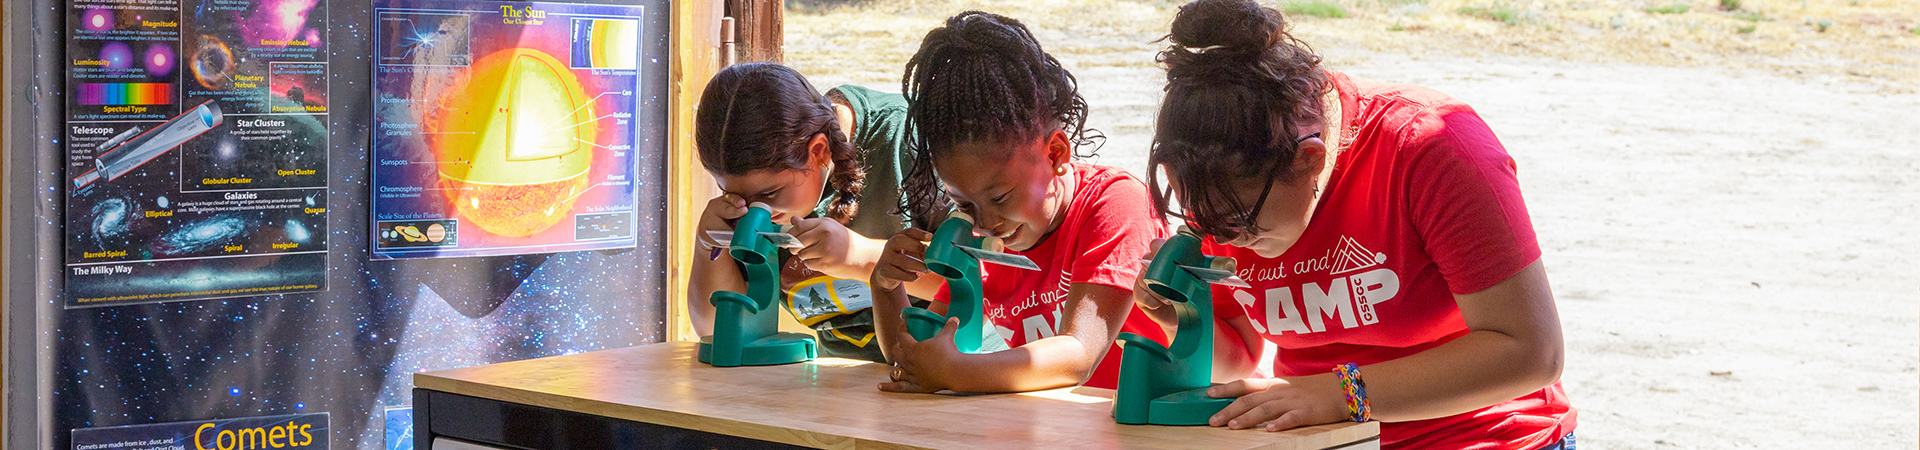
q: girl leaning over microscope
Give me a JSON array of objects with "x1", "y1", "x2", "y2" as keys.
[
  {"x1": 690, "y1": 62, "x2": 919, "y2": 363},
  {"x1": 866, "y1": 11, "x2": 1251, "y2": 394}
]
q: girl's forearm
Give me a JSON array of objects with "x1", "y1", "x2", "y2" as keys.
[
  {"x1": 1360, "y1": 261, "x2": 1564, "y2": 422},
  {"x1": 940, "y1": 336, "x2": 1102, "y2": 393},
  {"x1": 1139, "y1": 302, "x2": 1180, "y2": 337},
  {"x1": 814, "y1": 236, "x2": 887, "y2": 281},
  {"x1": 687, "y1": 250, "x2": 745, "y2": 337},
  {"x1": 1351, "y1": 329, "x2": 1563, "y2": 422},
  {"x1": 900, "y1": 274, "x2": 946, "y2": 301},
  {"x1": 1151, "y1": 311, "x2": 1259, "y2": 383},
  {"x1": 934, "y1": 283, "x2": 1133, "y2": 393},
  {"x1": 870, "y1": 282, "x2": 913, "y2": 362},
  {"x1": 1211, "y1": 318, "x2": 1260, "y2": 383}
]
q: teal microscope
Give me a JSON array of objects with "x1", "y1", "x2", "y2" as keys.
[
  {"x1": 900, "y1": 211, "x2": 1027, "y2": 353},
  {"x1": 1113, "y1": 227, "x2": 1242, "y2": 425},
  {"x1": 696, "y1": 202, "x2": 817, "y2": 367}
]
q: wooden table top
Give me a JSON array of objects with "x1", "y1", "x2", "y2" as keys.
[{"x1": 415, "y1": 342, "x2": 1377, "y2": 450}]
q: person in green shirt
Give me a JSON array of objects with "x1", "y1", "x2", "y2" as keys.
[{"x1": 690, "y1": 62, "x2": 915, "y2": 363}]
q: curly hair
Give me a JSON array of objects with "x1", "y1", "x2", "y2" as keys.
[
  {"x1": 1146, "y1": 0, "x2": 1330, "y2": 239},
  {"x1": 897, "y1": 11, "x2": 1103, "y2": 229},
  {"x1": 695, "y1": 62, "x2": 866, "y2": 221}
]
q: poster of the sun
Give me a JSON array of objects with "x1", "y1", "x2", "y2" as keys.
[
  {"x1": 62, "y1": 0, "x2": 331, "y2": 307},
  {"x1": 369, "y1": 0, "x2": 643, "y2": 259}
]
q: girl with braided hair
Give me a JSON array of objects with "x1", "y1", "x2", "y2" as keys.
[
  {"x1": 868, "y1": 11, "x2": 1186, "y2": 393},
  {"x1": 690, "y1": 62, "x2": 918, "y2": 363},
  {"x1": 1133, "y1": 0, "x2": 1575, "y2": 448}
]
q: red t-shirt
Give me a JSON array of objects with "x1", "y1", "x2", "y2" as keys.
[
  {"x1": 936, "y1": 162, "x2": 1170, "y2": 389},
  {"x1": 1206, "y1": 72, "x2": 1575, "y2": 450}
]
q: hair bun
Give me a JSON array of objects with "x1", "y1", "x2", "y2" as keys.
[{"x1": 1168, "y1": 0, "x2": 1281, "y2": 54}]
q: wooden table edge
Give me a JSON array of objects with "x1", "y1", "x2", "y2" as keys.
[
  {"x1": 412, "y1": 343, "x2": 1382, "y2": 450},
  {"x1": 416, "y1": 372, "x2": 880, "y2": 450}
]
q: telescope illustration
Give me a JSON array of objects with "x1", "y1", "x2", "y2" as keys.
[{"x1": 72, "y1": 101, "x2": 224, "y2": 193}]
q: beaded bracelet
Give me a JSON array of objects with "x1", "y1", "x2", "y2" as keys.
[{"x1": 1333, "y1": 362, "x2": 1372, "y2": 422}]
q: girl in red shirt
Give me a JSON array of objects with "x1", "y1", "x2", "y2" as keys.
[
  {"x1": 1136, "y1": 1, "x2": 1576, "y2": 449},
  {"x1": 867, "y1": 11, "x2": 1177, "y2": 393}
]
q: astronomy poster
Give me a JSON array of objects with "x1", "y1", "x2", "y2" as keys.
[
  {"x1": 63, "y1": 0, "x2": 331, "y2": 307},
  {"x1": 369, "y1": 0, "x2": 644, "y2": 259},
  {"x1": 32, "y1": 0, "x2": 669, "y2": 448}
]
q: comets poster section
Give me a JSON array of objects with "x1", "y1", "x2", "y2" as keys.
[
  {"x1": 63, "y1": 0, "x2": 331, "y2": 307},
  {"x1": 370, "y1": 0, "x2": 644, "y2": 259}
]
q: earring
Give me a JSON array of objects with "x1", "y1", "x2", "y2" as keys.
[
  {"x1": 1054, "y1": 165, "x2": 1067, "y2": 176},
  {"x1": 819, "y1": 161, "x2": 835, "y2": 193}
]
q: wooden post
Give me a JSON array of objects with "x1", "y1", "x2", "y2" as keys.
[
  {"x1": 669, "y1": 0, "x2": 724, "y2": 343},
  {"x1": 1, "y1": 1, "x2": 12, "y2": 438},
  {"x1": 671, "y1": 0, "x2": 806, "y2": 342},
  {"x1": 726, "y1": 0, "x2": 782, "y2": 63}
]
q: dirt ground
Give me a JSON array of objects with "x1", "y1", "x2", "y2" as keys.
[{"x1": 784, "y1": 1, "x2": 1919, "y2": 448}]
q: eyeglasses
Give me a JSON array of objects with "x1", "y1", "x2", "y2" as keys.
[{"x1": 1166, "y1": 131, "x2": 1320, "y2": 242}]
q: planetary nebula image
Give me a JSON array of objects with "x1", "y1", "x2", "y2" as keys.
[
  {"x1": 426, "y1": 48, "x2": 598, "y2": 237},
  {"x1": 191, "y1": 35, "x2": 236, "y2": 90}
]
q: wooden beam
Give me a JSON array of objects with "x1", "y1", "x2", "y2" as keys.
[
  {"x1": 1, "y1": 0, "x2": 12, "y2": 439},
  {"x1": 726, "y1": 0, "x2": 782, "y2": 63},
  {"x1": 669, "y1": 0, "x2": 724, "y2": 343}
]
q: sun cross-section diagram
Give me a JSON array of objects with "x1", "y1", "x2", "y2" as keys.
[
  {"x1": 429, "y1": 48, "x2": 598, "y2": 237},
  {"x1": 371, "y1": 0, "x2": 643, "y2": 259}
]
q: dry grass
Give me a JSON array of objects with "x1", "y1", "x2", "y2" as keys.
[
  {"x1": 1309, "y1": 0, "x2": 1920, "y2": 89},
  {"x1": 784, "y1": 0, "x2": 1176, "y2": 87},
  {"x1": 786, "y1": 0, "x2": 1920, "y2": 91}
]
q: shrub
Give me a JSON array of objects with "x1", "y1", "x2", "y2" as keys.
[
  {"x1": 1458, "y1": 5, "x2": 1522, "y2": 26},
  {"x1": 1284, "y1": 0, "x2": 1349, "y2": 19},
  {"x1": 1646, "y1": 3, "x2": 1690, "y2": 15}
]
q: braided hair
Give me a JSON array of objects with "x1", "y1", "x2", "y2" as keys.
[
  {"x1": 1146, "y1": 0, "x2": 1328, "y2": 239},
  {"x1": 695, "y1": 63, "x2": 866, "y2": 221},
  {"x1": 897, "y1": 11, "x2": 1103, "y2": 229}
]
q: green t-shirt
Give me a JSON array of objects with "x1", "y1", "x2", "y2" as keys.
[
  {"x1": 781, "y1": 85, "x2": 915, "y2": 363},
  {"x1": 810, "y1": 84, "x2": 915, "y2": 235}
]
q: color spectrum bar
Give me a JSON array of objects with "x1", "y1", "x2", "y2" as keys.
[
  {"x1": 570, "y1": 18, "x2": 638, "y2": 70},
  {"x1": 76, "y1": 83, "x2": 175, "y2": 105}
]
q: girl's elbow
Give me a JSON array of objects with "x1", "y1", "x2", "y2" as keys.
[
  {"x1": 1525, "y1": 340, "x2": 1565, "y2": 389},
  {"x1": 1061, "y1": 350, "x2": 1104, "y2": 388},
  {"x1": 1493, "y1": 328, "x2": 1563, "y2": 390}
]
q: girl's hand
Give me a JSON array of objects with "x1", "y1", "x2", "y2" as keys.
[
  {"x1": 879, "y1": 317, "x2": 963, "y2": 393},
  {"x1": 1131, "y1": 238, "x2": 1172, "y2": 310},
  {"x1": 789, "y1": 216, "x2": 857, "y2": 274},
  {"x1": 1129, "y1": 238, "x2": 1180, "y2": 329},
  {"x1": 697, "y1": 194, "x2": 750, "y2": 250},
  {"x1": 1206, "y1": 374, "x2": 1349, "y2": 431},
  {"x1": 870, "y1": 229, "x2": 933, "y2": 292}
]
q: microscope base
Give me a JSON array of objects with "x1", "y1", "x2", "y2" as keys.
[{"x1": 696, "y1": 332, "x2": 817, "y2": 367}]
